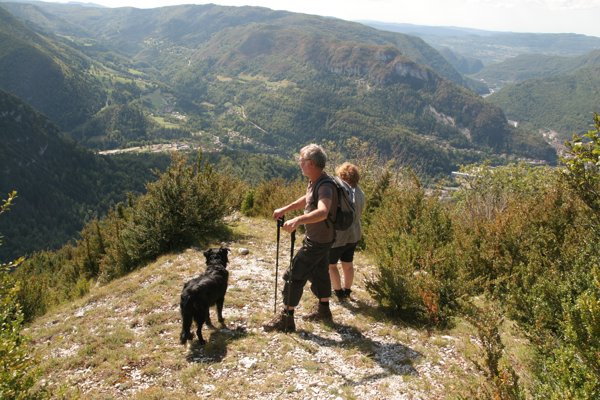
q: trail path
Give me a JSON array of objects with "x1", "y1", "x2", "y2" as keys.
[{"x1": 26, "y1": 215, "x2": 482, "y2": 399}]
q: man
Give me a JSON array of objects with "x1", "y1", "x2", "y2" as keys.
[{"x1": 263, "y1": 144, "x2": 338, "y2": 332}]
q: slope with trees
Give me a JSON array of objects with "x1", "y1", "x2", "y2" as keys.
[
  {"x1": 2, "y1": 2, "x2": 555, "y2": 168},
  {"x1": 487, "y1": 59, "x2": 600, "y2": 140},
  {"x1": 0, "y1": 89, "x2": 170, "y2": 261},
  {"x1": 0, "y1": 5, "x2": 105, "y2": 131}
]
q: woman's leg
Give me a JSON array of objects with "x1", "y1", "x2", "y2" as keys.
[{"x1": 341, "y1": 261, "x2": 354, "y2": 290}]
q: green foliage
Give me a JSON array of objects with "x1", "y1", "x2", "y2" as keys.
[
  {"x1": 0, "y1": 192, "x2": 41, "y2": 400},
  {"x1": 364, "y1": 170, "x2": 467, "y2": 326},
  {"x1": 450, "y1": 160, "x2": 599, "y2": 397},
  {"x1": 463, "y1": 302, "x2": 525, "y2": 400},
  {"x1": 562, "y1": 112, "x2": 600, "y2": 218},
  {"x1": 240, "y1": 178, "x2": 306, "y2": 219},
  {"x1": 363, "y1": 120, "x2": 599, "y2": 394},
  {"x1": 117, "y1": 153, "x2": 233, "y2": 271},
  {"x1": 13, "y1": 153, "x2": 242, "y2": 320}
]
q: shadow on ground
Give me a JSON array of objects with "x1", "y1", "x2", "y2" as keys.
[{"x1": 186, "y1": 324, "x2": 248, "y2": 363}]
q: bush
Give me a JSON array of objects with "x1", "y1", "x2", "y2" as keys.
[
  {"x1": 0, "y1": 192, "x2": 41, "y2": 399},
  {"x1": 562, "y1": 112, "x2": 600, "y2": 219},
  {"x1": 13, "y1": 152, "x2": 243, "y2": 319},
  {"x1": 364, "y1": 171, "x2": 467, "y2": 326},
  {"x1": 240, "y1": 178, "x2": 305, "y2": 219},
  {"x1": 463, "y1": 302, "x2": 525, "y2": 400},
  {"x1": 452, "y1": 161, "x2": 599, "y2": 397}
]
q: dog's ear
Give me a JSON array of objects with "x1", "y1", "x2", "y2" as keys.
[
  {"x1": 218, "y1": 247, "x2": 229, "y2": 263},
  {"x1": 203, "y1": 249, "x2": 212, "y2": 259}
]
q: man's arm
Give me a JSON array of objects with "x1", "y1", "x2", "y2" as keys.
[
  {"x1": 273, "y1": 194, "x2": 306, "y2": 220},
  {"x1": 282, "y1": 197, "x2": 331, "y2": 233}
]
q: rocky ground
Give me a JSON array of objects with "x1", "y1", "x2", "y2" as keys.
[{"x1": 25, "y1": 215, "x2": 486, "y2": 399}]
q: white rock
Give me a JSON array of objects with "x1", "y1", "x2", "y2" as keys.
[{"x1": 239, "y1": 356, "x2": 257, "y2": 369}]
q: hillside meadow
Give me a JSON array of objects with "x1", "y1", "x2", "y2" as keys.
[{"x1": 2, "y1": 113, "x2": 599, "y2": 399}]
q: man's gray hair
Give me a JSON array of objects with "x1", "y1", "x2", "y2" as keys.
[{"x1": 300, "y1": 144, "x2": 327, "y2": 169}]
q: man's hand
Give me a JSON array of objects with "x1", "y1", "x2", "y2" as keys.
[
  {"x1": 273, "y1": 208, "x2": 286, "y2": 220},
  {"x1": 282, "y1": 217, "x2": 300, "y2": 233}
]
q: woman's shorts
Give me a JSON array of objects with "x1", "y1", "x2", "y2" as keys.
[{"x1": 328, "y1": 242, "x2": 358, "y2": 264}]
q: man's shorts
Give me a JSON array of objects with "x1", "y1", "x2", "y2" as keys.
[{"x1": 329, "y1": 242, "x2": 358, "y2": 264}]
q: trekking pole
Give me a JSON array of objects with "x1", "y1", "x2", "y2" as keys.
[
  {"x1": 285, "y1": 229, "x2": 297, "y2": 326},
  {"x1": 274, "y1": 216, "x2": 284, "y2": 314}
]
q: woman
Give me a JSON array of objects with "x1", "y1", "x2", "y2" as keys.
[{"x1": 328, "y1": 162, "x2": 365, "y2": 301}]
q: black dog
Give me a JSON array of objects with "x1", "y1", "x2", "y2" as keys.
[{"x1": 180, "y1": 247, "x2": 230, "y2": 345}]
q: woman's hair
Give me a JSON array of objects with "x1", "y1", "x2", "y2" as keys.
[
  {"x1": 300, "y1": 144, "x2": 327, "y2": 169},
  {"x1": 336, "y1": 162, "x2": 360, "y2": 187}
]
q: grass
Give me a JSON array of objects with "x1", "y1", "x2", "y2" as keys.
[{"x1": 23, "y1": 216, "x2": 534, "y2": 399}]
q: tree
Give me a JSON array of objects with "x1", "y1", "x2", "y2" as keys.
[
  {"x1": 562, "y1": 112, "x2": 600, "y2": 221},
  {"x1": 1, "y1": 191, "x2": 40, "y2": 399}
]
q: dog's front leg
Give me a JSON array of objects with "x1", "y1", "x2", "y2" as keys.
[{"x1": 196, "y1": 309, "x2": 206, "y2": 345}]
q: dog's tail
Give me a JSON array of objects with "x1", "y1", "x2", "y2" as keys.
[{"x1": 180, "y1": 292, "x2": 190, "y2": 309}]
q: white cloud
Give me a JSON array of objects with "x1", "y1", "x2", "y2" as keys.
[{"x1": 466, "y1": 0, "x2": 600, "y2": 9}]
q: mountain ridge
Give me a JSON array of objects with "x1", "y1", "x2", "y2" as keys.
[{"x1": 1, "y1": 1, "x2": 553, "y2": 168}]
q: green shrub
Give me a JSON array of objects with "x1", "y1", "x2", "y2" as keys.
[
  {"x1": 0, "y1": 192, "x2": 42, "y2": 399},
  {"x1": 453, "y1": 161, "x2": 599, "y2": 397},
  {"x1": 463, "y1": 302, "x2": 525, "y2": 400},
  {"x1": 241, "y1": 178, "x2": 305, "y2": 219},
  {"x1": 364, "y1": 171, "x2": 467, "y2": 326},
  {"x1": 13, "y1": 153, "x2": 243, "y2": 319},
  {"x1": 562, "y1": 112, "x2": 600, "y2": 219},
  {"x1": 101, "y1": 152, "x2": 238, "y2": 278}
]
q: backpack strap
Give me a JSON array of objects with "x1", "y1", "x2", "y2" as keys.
[
  {"x1": 311, "y1": 175, "x2": 335, "y2": 207},
  {"x1": 311, "y1": 174, "x2": 336, "y2": 225}
]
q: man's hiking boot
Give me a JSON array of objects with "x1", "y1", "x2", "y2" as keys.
[
  {"x1": 344, "y1": 288, "x2": 352, "y2": 299},
  {"x1": 334, "y1": 289, "x2": 347, "y2": 302},
  {"x1": 303, "y1": 302, "x2": 333, "y2": 322},
  {"x1": 263, "y1": 310, "x2": 295, "y2": 333}
]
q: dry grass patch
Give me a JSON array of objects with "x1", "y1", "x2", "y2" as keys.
[{"x1": 24, "y1": 216, "x2": 527, "y2": 399}]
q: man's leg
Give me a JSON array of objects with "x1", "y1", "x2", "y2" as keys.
[
  {"x1": 264, "y1": 241, "x2": 312, "y2": 332},
  {"x1": 305, "y1": 244, "x2": 333, "y2": 322}
]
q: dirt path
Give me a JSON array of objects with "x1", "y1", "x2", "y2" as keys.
[{"x1": 26, "y1": 215, "x2": 482, "y2": 399}]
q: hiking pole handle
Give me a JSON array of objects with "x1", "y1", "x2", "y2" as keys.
[{"x1": 276, "y1": 216, "x2": 284, "y2": 241}]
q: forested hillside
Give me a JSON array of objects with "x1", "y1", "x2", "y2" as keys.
[
  {"x1": 487, "y1": 59, "x2": 600, "y2": 140},
  {"x1": 0, "y1": 6, "x2": 105, "y2": 130},
  {"x1": 0, "y1": 89, "x2": 170, "y2": 261},
  {"x1": 363, "y1": 21, "x2": 600, "y2": 65},
  {"x1": 1, "y1": 2, "x2": 555, "y2": 170},
  {"x1": 474, "y1": 49, "x2": 600, "y2": 88}
]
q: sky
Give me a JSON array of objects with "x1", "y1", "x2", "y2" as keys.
[{"x1": 51, "y1": 0, "x2": 600, "y2": 37}]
